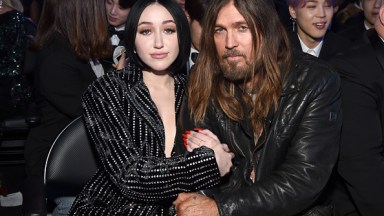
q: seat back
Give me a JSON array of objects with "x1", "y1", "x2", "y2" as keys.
[{"x1": 44, "y1": 116, "x2": 98, "y2": 201}]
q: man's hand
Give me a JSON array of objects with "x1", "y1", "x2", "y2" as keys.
[{"x1": 173, "y1": 193, "x2": 219, "y2": 216}]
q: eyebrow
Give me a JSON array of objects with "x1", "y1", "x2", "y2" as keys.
[
  {"x1": 215, "y1": 21, "x2": 248, "y2": 28},
  {"x1": 138, "y1": 20, "x2": 175, "y2": 26}
]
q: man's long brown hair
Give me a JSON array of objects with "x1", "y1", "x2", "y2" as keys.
[{"x1": 188, "y1": 0, "x2": 291, "y2": 133}]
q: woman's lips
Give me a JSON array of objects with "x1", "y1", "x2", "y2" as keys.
[{"x1": 151, "y1": 53, "x2": 168, "y2": 59}]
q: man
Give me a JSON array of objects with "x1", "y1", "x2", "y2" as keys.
[
  {"x1": 173, "y1": 0, "x2": 341, "y2": 215},
  {"x1": 329, "y1": 1, "x2": 384, "y2": 215},
  {"x1": 337, "y1": 0, "x2": 382, "y2": 41},
  {"x1": 184, "y1": 0, "x2": 211, "y2": 68},
  {"x1": 287, "y1": 0, "x2": 352, "y2": 60}
]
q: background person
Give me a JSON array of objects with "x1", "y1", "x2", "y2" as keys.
[
  {"x1": 0, "y1": 0, "x2": 32, "y2": 121},
  {"x1": 22, "y1": 0, "x2": 112, "y2": 214},
  {"x1": 329, "y1": 0, "x2": 384, "y2": 214},
  {"x1": 101, "y1": 0, "x2": 137, "y2": 71},
  {"x1": 287, "y1": 0, "x2": 352, "y2": 60}
]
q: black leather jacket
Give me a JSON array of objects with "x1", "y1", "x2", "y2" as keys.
[{"x1": 176, "y1": 53, "x2": 341, "y2": 215}]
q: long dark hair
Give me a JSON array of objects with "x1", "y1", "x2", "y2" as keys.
[
  {"x1": 188, "y1": 0, "x2": 291, "y2": 133},
  {"x1": 119, "y1": 0, "x2": 137, "y2": 9},
  {"x1": 33, "y1": 0, "x2": 112, "y2": 61},
  {"x1": 124, "y1": 0, "x2": 191, "y2": 74},
  {"x1": 185, "y1": 0, "x2": 211, "y2": 23}
]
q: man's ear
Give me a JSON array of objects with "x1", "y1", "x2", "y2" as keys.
[
  {"x1": 333, "y1": 5, "x2": 339, "y2": 14},
  {"x1": 288, "y1": 5, "x2": 297, "y2": 19}
]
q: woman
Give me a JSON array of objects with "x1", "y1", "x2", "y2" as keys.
[
  {"x1": 0, "y1": 0, "x2": 32, "y2": 120},
  {"x1": 184, "y1": 0, "x2": 211, "y2": 69},
  {"x1": 288, "y1": 0, "x2": 351, "y2": 60},
  {"x1": 69, "y1": 0, "x2": 233, "y2": 215},
  {"x1": 23, "y1": 0, "x2": 112, "y2": 214}
]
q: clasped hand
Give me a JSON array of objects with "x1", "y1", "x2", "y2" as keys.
[{"x1": 183, "y1": 129, "x2": 234, "y2": 177}]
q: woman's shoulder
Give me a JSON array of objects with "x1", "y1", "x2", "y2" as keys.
[
  {"x1": 37, "y1": 33, "x2": 73, "y2": 61},
  {"x1": 91, "y1": 63, "x2": 142, "y2": 90}
]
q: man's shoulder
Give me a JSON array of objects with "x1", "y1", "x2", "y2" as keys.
[{"x1": 288, "y1": 52, "x2": 339, "y2": 85}]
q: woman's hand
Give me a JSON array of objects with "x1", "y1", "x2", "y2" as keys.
[{"x1": 183, "y1": 129, "x2": 234, "y2": 176}]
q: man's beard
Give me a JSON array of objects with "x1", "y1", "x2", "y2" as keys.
[{"x1": 219, "y1": 50, "x2": 253, "y2": 82}]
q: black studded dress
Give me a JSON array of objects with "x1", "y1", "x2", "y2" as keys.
[{"x1": 69, "y1": 64, "x2": 221, "y2": 215}]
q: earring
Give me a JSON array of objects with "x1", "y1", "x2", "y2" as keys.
[
  {"x1": 290, "y1": 16, "x2": 296, "y2": 32},
  {"x1": 0, "y1": 0, "x2": 3, "y2": 9}
]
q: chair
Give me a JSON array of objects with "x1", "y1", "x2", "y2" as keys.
[
  {"x1": 0, "y1": 103, "x2": 40, "y2": 165},
  {"x1": 44, "y1": 116, "x2": 99, "y2": 201}
]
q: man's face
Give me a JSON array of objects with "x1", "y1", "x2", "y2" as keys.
[
  {"x1": 105, "y1": 0, "x2": 130, "y2": 28},
  {"x1": 363, "y1": 0, "x2": 382, "y2": 28},
  {"x1": 289, "y1": 0, "x2": 334, "y2": 44},
  {"x1": 214, "y1": 1, "x2": 254, "y2": 81}
]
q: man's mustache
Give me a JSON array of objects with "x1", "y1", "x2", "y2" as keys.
[{"x1": 222, "y1": 50, "x2": 246, "y2": 59}]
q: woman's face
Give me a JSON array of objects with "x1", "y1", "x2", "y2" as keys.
[
  {"x1": 105, "y1": 0, "x2": 130, "y2": 28},
  {"x1": 289, "y1": 0, "x2": 333, "y2": 44},
  {"x1": 135, "y1": 3, "x2": 179, "y2": 72}
]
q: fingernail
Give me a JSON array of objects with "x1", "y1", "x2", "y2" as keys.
[{"x1": 185, "y1": 130, "x2": 191, "y2": 134}]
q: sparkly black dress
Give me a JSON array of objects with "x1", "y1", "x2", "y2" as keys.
[{"x1": 0, "y1": 10, "x2": 31, "y2": 120}]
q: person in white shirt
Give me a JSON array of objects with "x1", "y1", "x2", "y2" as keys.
[
  {"x1": 103, "y1": 0, "x2": 137, "y2": 70},
  {"x1": 288, "y1": 0, "x2": 352, "y2": 60},
  {"x1": 184, "y1": 0, "x2": 211, "y2": 70}
]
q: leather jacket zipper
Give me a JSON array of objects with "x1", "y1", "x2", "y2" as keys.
[{"x1": 250, "y1": 123, "x2": 267, "y2": 183}]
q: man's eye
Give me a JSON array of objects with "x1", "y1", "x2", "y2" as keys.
[
  {"x1": 239, "y1": 25, "x2": 248, "y2": 32},
  {"x1": 214, "y1": 28, "x2": 223, "y2": 34},
  {"x1": 306, "y1": 4, "x2": 316, "y2": 9}
]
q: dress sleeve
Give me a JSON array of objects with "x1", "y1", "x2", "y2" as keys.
[{"x1": 82, "y1": 74, "x2": 221, "y2": 202}]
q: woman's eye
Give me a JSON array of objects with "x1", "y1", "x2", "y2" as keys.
[
  {"x1": 139, "y1": 29, "x2": 151, "y2": 35},
  {"x1": 164, "y1": 28, "x2": 176, "y2": 34}
]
